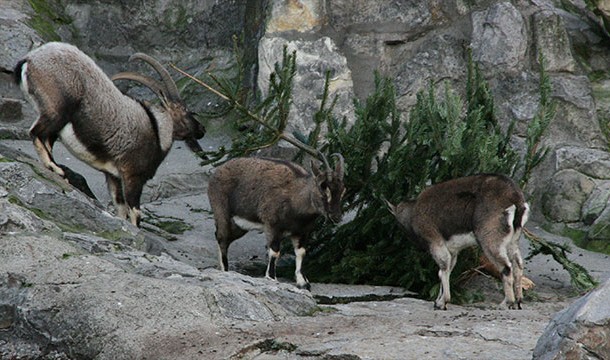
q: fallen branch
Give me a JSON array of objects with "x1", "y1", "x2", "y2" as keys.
[
  {"x1": 523, "y1": 227, "x2": 598, "y2": 293},
  {"x1": 170, "y1": 63, "x2": 321, "y2": 160}
]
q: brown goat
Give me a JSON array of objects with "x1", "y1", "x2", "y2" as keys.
[
  {"x1": 207, "y1": 155, "x2": 345, "y2": 290},
  {"x1": 387, "y1": 174, "x2": 529, "y2": 310}
]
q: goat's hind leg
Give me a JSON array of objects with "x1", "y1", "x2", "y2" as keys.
[
  {"x1": 476, "y1": 217, "x2": 518, "y2": 309},
  {"x1": 509, "y1": 229, "x2": 525, "y2": 309},
  {"x1": 216, "y1": 222, "x2": 245, "y2": 272},
  {"x1": 430, "y1": 243, "x2": 453, "y2": 310},
  {"x1": 31, "y1": 130, "x2": 64, "y2": 177},
  {"x1": 265, "y1": 229, "x2": 282, "y2": 282},
  {"x1": 209, "y1": 197, "x2": 245, "y2": 271},
  {"x1": 28, "y1": 92, "x2": 70, "y2": 178}
]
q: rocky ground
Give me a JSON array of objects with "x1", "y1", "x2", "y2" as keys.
[{"x1": 1, "y1": 139, "x2": 609, "y2": 359}]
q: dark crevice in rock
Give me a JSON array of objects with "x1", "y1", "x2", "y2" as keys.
[{"x1": 313, "y1": 292, "x2": 418, "y2": 305}]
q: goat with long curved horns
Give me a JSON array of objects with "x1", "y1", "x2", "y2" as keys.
[
  {"x1": 208, "y1": 153, "x2": 345, "y2": 290},
  {"x1": 14, "y1": 42, "x2": 205, "y2": 226}
]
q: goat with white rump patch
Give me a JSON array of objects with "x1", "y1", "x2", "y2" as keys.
[
  {"x1": 14, "y1": 42, "x2": 205, "y2": 226},
  {"x1": 386, "y1": 174, "x2": 529, "y2": 310},
  {"x1": 208, "y1": 155, "x2": 345, "y2": 290}
]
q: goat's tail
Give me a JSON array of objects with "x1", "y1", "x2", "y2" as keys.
[
  {"x1": 13, "y1": 59, "x2": 27, "y2": 86},
  {"x1": 513, "y1": 202, "x2": 530, "y2": 230}
]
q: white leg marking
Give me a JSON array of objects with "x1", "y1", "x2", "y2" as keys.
[
  {"x1": 440, "y1": 266, "x2": 451, "y2": 308},
  {"x1": 510, "y1": 227, "x2": 525, "y2": 308},
  {"x1": 500, "y1": 205, "x2": 519, "y2": 308},
  {"x1": 432, "y1": 245, "x2": 452, "y2": 310},
  {"x1": 217, "y1": 243, "x2": 227, "y2": 271},
  {"x1": 265, "y1": 248, "x2": 280, "y2": 281},
  {"x1": 294, "y1": 246, "x2": 308, "y2": 287},
  {"x1": 128, "y1": 207, "x2": 140, "y2": 226}
]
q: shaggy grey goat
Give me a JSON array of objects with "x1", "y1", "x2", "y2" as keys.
[
  {"x1": 387, "y1": 174, "x2": 529, "y2": 310},
  {"x1": 208, "y1": 155, "x2": 345, "y2": 290},
  {"x1": 14, "y1": 42, "x2": 205, "y2": 226}
]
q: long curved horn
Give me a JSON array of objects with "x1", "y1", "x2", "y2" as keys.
[
  {"x1": 111, "y1": 72, "x2": 167, "y2": 103},
  {"x1": 129, "y1": 53, "x2": 181, "y2": 101},
  {"x1": 331, "y1": 153, "x2": 345, "y2": 180},
  {"x1": 317, "y1": 150, "x2": 332, "y2": 180}
]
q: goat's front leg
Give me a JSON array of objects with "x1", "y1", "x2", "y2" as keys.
[
  {"x1": 122, "y1": 175, "x2": 145, "y2": 227},
  {"x1": 265, "y1": 229, "x2": 282, "y2": 281},
  {"x1": 291, "y1": 236, "x2": 310, "y2": 290},
  {"x1": 105, "y1": 173, "x2": 128, "y2": 220}
]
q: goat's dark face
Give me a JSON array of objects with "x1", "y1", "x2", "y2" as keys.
[
  {"x1": 320, "y1": 174, "x2": 345, "y2": 223},
  {"x1": 170, "y1": 102, "x2": 206, "y2": 152},
  {"x1": 313, "y1": 160, "x2": 345, "y2": 224}
]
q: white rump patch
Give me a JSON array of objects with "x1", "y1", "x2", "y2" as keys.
[
  {"x1": 522, "y1": 203, "x2": 530, "y2": 227},
  {"x1": 268, "y1": 248, "x2": 280, "y2": 259},
  {"x1": 59, "y1": 123, "x2": 120, "y2": 177},
  {"x1": 20, "y1": 62, "x2": 29, "y2": 94},
  {"x1": 217, "y1": 243, "x2": 227, "y2": 271},
  {"x1": 20, "y1": 63, "x2": 41, "y2": 127},
  {"x1": 233, "y1": 216, "x2": 265, "y2": 232}
]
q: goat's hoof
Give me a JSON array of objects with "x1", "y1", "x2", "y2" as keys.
[
  {"x1": 503, "y1": 300, "x2": 522, "y2": 310},
  {"x1": 297, "y1": 282, "x2": 311, "y2": 291},
  {"x1": 433, "y1": 303, "x2": 447, "y2": 311},
  {"x1": 510, "y1": 301, "x2": 523, "y2": 310}
]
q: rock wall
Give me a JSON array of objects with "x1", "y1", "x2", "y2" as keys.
[
  {"x1": 1, "y1": 1, "x2": 610, "y2": 246},
  {"x1": 533, "y1": 279, "x2": 610, "y2": 360}
]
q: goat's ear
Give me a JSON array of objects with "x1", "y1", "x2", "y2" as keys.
[{"x1": 383, "y1": 198, "x2": 397, "y2": 216}]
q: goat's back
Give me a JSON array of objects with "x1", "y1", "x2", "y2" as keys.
[
  {"x1": 208, "y1": 157, "x2": 312, "y2": 219},
  {"x1": 412, "y1": 174, "x2": 526, "y2": 237},
  {"x1": 17, "y1": 42, "x2": 148, "y2": 134},
  {"x1": 18, "y1": 42, "x2": 164, "y2": 175},
  {"x1": 19, "y1": 42, "x2": 121, "y2": 102}
]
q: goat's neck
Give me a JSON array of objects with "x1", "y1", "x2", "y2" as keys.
[
  {"x1": 147, "y1": 106, "x2": 174, "y2": 154},
  {"x1": 301, "y1": 184, "x2": 324, "y2": 216}
]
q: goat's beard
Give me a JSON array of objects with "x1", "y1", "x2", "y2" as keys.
[{"x1": 184, "y1": 138, "x2": 206, "y2": 159}]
